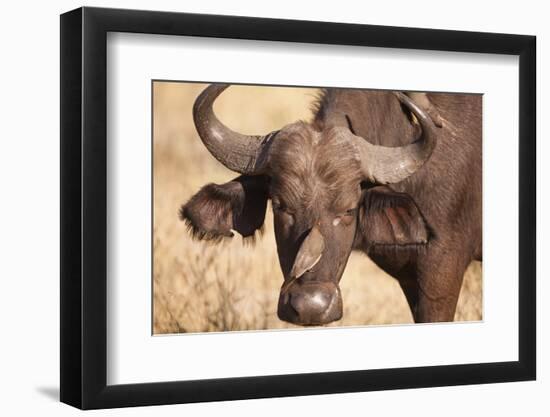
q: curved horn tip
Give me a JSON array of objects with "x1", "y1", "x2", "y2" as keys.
[
  {"x1": 207, "y1": 82, "x2": 230, "y2": 92},
  {"x1": 347, "y1": 91, "x2": 440, "y2": 185},
  {"x1": 393, "y1": 92, "x2": 433, "y2": 125},
  {"x1": 192, "y1": 83, "x2": 276, "y2": 175}
]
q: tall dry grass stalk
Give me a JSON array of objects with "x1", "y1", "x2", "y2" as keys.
[{"x1": 153, "y1": 82, "x2": 482, "y2": 334}]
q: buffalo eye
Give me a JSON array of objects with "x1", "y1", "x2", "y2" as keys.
[
  {"x1": 333, "y1": 208, "x2": 357, "y2": 227},
  {"x1": 272, "y1": 198, "x2": 292, "y2": 213},
  {"x1": 344, "y1": 208, "x2": 358, "y2": 217},
  {"x1": 272, "y1": 199, "x2": 295, "y2": 225}
]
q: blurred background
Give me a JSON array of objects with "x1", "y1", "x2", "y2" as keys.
[{"x1": 153, "y1": 81, "x2": 482, "y2": 334}]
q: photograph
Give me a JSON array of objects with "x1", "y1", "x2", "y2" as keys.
[{"x1": 152, "y1": 81, "x2": 483, "y2": 334}]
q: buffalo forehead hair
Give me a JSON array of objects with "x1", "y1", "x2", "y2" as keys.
[{"x1": 268, "y1": 122, "x2": 363, "y2": 210}]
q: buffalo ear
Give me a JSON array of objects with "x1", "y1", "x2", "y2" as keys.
[
  {"x1": 179, "y1": 175, "x2": 269, "y2": 242},
  {"x1": 356, "y1": 186, "x2": 429, "y2": 249}
]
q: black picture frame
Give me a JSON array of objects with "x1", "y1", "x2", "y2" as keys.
[{"x1": 60, "y1": 6, "x2": 536, "y2": 410}]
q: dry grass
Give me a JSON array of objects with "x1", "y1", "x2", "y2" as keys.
[{"x1": 152, "y1": 82, "x2": 482, "y2": 334}]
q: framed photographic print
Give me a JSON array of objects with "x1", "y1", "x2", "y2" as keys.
[{"x1": 60, "y1": 6, "x2": 536, "y2": 409}]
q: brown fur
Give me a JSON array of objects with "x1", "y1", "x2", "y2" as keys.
[{"x1": 268, "y1": 123, "x2": 363, "y2": 216}]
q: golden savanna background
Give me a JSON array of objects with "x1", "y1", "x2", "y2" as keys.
[{"x1": 153, "y1": 81, "x2": 482, "y2": 334}]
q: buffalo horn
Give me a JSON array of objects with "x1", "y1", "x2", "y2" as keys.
[
  {"x1": 193, "y1": 84, "x2": 278, "y2": 175},
  {"x1": 349, "y1": 91, "x2": 439, "y2": 184}
]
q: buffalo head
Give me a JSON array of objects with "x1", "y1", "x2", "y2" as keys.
[{"x1": 181, "y1": 84, "x2": 436, "y2": 326}]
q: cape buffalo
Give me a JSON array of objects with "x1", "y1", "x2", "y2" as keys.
[{"x1": 180, "y1": 84, "x2": 481, "y2": 326}]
